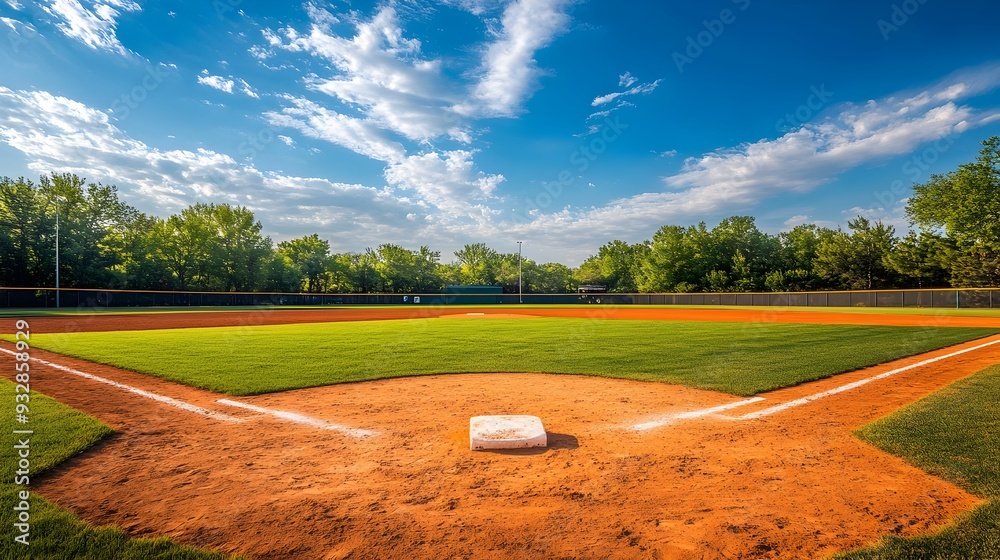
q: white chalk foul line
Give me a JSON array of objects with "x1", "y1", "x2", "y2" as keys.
[
  {"x1": 631, "y1": 397, "x2": 765, "y2": 431},
  {"x1": 731, "y1": 337, "x2": 1000, "y2": 421},
  {"x1": 0, "y1": 347, "x2": 244, "y2": 423},
  {"x1": 216, "y1": 399, "x2": 378, "y2": 438}
]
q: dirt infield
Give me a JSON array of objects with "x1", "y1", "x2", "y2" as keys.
[
  {"x1": 12, "y1": 305, "x2": 1000, "y2": 333},
  {"x1": 5, "y1": 329, "x2": 1000, "y2": 559}
]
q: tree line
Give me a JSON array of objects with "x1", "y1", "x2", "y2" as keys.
[{"x1": 1, "y1": 137, "x2": 998, "y2": 293}]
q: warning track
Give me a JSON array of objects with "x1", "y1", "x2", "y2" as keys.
[{"x1": 11, "y1": 305, "x2": 1000, "y2": 333}]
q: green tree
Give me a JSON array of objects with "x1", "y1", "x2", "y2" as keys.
[
  {"x1": 907, "y1": 136, "x2": 1000, "y2": 286},
  {"x1": 886, "y1": 232, "x2": 953, "y2": 288},
  {"x1": 454, "y1": 243, "x2": 499, "y2": 285},
  {"x1": 208, "y1": 204, "x2": 272, "y2": 291},
  {"x1": 0, "y1": 177, "x2": 48, "y2": 286},
  {"x1": 345, "y1": 251, "x2": 379, "y2": 293},
  {"x1": 107, "y1": 210, "x2": 171, "y2": 289},
  {"x1": 494, "y1": 252, "x2": 523, "y2": 293},
  {"x1": 637, "y1": 225, "x2": 697, "y2": 292},
  {"x1": 259, "y1": 253, "x2": 301, "y2": 292},
  {"x1": 576, "y1": 240, "x2": 647, "y2": 292},
  {"x1": 412, "y1": 246, "x2": 443, "y2": 292},
  {"x1": 704, "y1": 216, "x2": 780, "y2": 292},
  {"x1": 147, "y1": 204, "x2": 271, "y2": 291},
  {"x1": 0, "y1": 174, "x2": 141, "y2": 289},
  {"x1": 372, "y1": 244, "x2": 423, "y2": 292},
  {"x1": 815, "y1": 217, "x2": 898, "y2": 289},
  {"x1": 531, "y1": 262, "x2": 574, "y2": 293},
  {"x1": 278, "y1": 234, "x2": 333, "y2": 292}
]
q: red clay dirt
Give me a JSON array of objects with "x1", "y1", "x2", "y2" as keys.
[
  {"x1": 2, "y1": 309, "x2": 1000, "y2": 559},
  {"x1": 17, "y1": 305, "x2": 1000, "y2": 333}
]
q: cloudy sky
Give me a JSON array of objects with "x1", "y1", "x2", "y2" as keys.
[{"x1": 1, "y1": 1, "x2": 999, "y2": 265}]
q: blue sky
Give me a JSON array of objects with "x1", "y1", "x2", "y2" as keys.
[{"x1": 1, "y1": 0, "x2": 999, "y2": 265}]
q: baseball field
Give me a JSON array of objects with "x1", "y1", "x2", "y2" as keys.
[{"x1": 3, "y1": 304, "x2": 1000, "y2": 559}]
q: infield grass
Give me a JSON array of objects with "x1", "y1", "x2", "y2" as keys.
[
  {"x1": 0, "y1": 379, "x2": 239, "y2": 559},
  {"x1": 17, "y1": 318, "x2": 999, "y2": 396},
  {"x1": 833, "y1": 364, "x2": 1000, "y2": 559}
]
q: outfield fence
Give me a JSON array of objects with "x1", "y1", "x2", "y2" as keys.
[{"x1": 1, "y1": 287, "x2": 999, "y2": 309}]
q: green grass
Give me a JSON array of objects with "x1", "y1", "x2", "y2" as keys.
[
  {"x1": 14, "y1": 319, "x2": 998, "y2": 396},
  {"x1": 0, "y1": 379, "x2": 239, "y2": 559},
  {"x1": 833, "y1": 364, "x2": 1000, "y2": 559}
]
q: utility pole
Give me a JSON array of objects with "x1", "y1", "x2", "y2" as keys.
[
  {"x1": 54, "y1": 196, "x2": 66, "y2": 308},
  {"x1": 517, "y1": 241, "x2": 522, "y2": 304}
]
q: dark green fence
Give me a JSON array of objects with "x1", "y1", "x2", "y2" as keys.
[{"x1": 0, "y1": 287, "x2": 997, "y2": 309}]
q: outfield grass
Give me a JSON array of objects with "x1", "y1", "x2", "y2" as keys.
[
  {"x1": 833, "y1": 364, "x2": 1000, "y2": 559},
  {"x1": 16, "y1": 319, "x2": 998, "y2": 396},
  {"x1": 0, "y1": 379, "x2": 239, "y2": 559}
]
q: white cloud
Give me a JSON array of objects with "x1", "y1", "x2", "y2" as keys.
[
  {"x1": 0, "y1": 86, "x2": 421, "y2": 247},
  {"x1": 196, "y1": 71, "x2": 259, "y2": 98},
  {"x1": 465, "y1": 0, "x2": 573, "y2": 117},
  {"x1": 384, "y1": 150, "x2": 504, "y2": 216},
  {"x1": 6, "y1": 0, "x2": 23, "y2": 9},
  {"x1": 0, "y1": 16, "x2": 28, "y2": 30},
  {"x1": 237, "y1": 78, "x2": 259, "y2": 98},
  {"x1": 592, "y1": 79, "x2": 661, "y2": 106},
  {"x1": 269, "y1": 6, "x2": 472, "y2": 144},
  {"x1": 658, "y1": 149, "x2": 677, "y2": 158},
  {"x1": 618, "y1": 71, "x2": 636, "y2": 88},
  {"x1": 41, "y1": 0, "x2": 140, "y2": 56},
  {"x1": 782, "y1": 215, "x2": 811, "y2": 229},
  {"x1": 196, "y1": 71, "x2": 235, "y2": 94},
  {"x1": 441, "y1": 0, "x2": 507, "y2": 15},
  {"x1": 586, "y1": 109, "x2": 612, "y2": 121},
  {"x1": 481, "y1": 67, "x2": 1000, "y2": 263},
  {"x1": 277, "y1": 135, "x2": 294, "y2": 146},
  {"x1": 843, "y1": 202, "x2": 911, "y2": 232},
  {"x1": 264, "y1": 96, "x2": 406, "y2": 163}
]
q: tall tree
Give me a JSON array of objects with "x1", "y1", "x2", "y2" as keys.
[
  {"x1": 373, "y1": 244, "x2": 421, "y2": 292},
  {"x1": 493, "y1": 252, "x2": 523, "y2": 293},
  {"x1": 209, "y1": 204, "x2": 272, "y2": 291},
  {"x1": 576, "y1": 240, "x2": 647, "y2": 292},
  {"x1": 771, "y1": 224, "x2": 837, "y2": 291},
  {"x1": 531, "y1": 262, "x2": 574, "y2": 293},
  {"x1": 0, "y1": 174, "x2": 141, "y2": 289},
  {"x1": 107, "y1": 210, "x2": 171, "y2": 289},
  {"x1": 346, "y1": 251, "x2": 379, "y2": 293},
  {"x1": 886, "y1": 231, "x2": 953, "y2": 288},
  {"x1": 704, "y1": 216, "x2": 780, "y2": 291},
  {"x1": 907, "y1": 136, "x2": 1000, "y2": 286},
  {"x1": 0, "y1": 177, "x2": 48, "y2": 286},
  {"x1": 412, "y1": 246, "x2": 443, "y2": 292},
  {"x1": 454, "y1": 243, "x2": 499, "y2": 285},
  {"x1": 278, "y1": 234, "x2": 333, "y2": 292},
  {"x1": 637, "y1": 225, "x2": 699, "y2": 292},
  {"x1": 815, "y1": 217, "x2": 898, "y2": 289}
]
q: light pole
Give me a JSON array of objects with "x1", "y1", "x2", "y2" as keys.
[
  {"x1": 54, "y1": 196, "x2": 66, "y2": 308},
  {"x1": 517, "y1": 241, "x2": 522, "y2": 304}
]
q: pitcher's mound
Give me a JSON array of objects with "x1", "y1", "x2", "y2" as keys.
[{"x1": 470, "y1": 415, "x2": 547, "y2": 450}]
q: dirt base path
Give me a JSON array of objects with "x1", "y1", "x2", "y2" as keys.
[
  {"x1": 4, "y1": 334, "x2": 999, "y2": 559},
  {"x1": 12, "y1": 306, "x2": 1000, "y2": 334}
]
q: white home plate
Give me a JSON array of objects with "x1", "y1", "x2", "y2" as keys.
[{"x1": 469, "y1": 415, "x2": 547, "y2": 450}]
